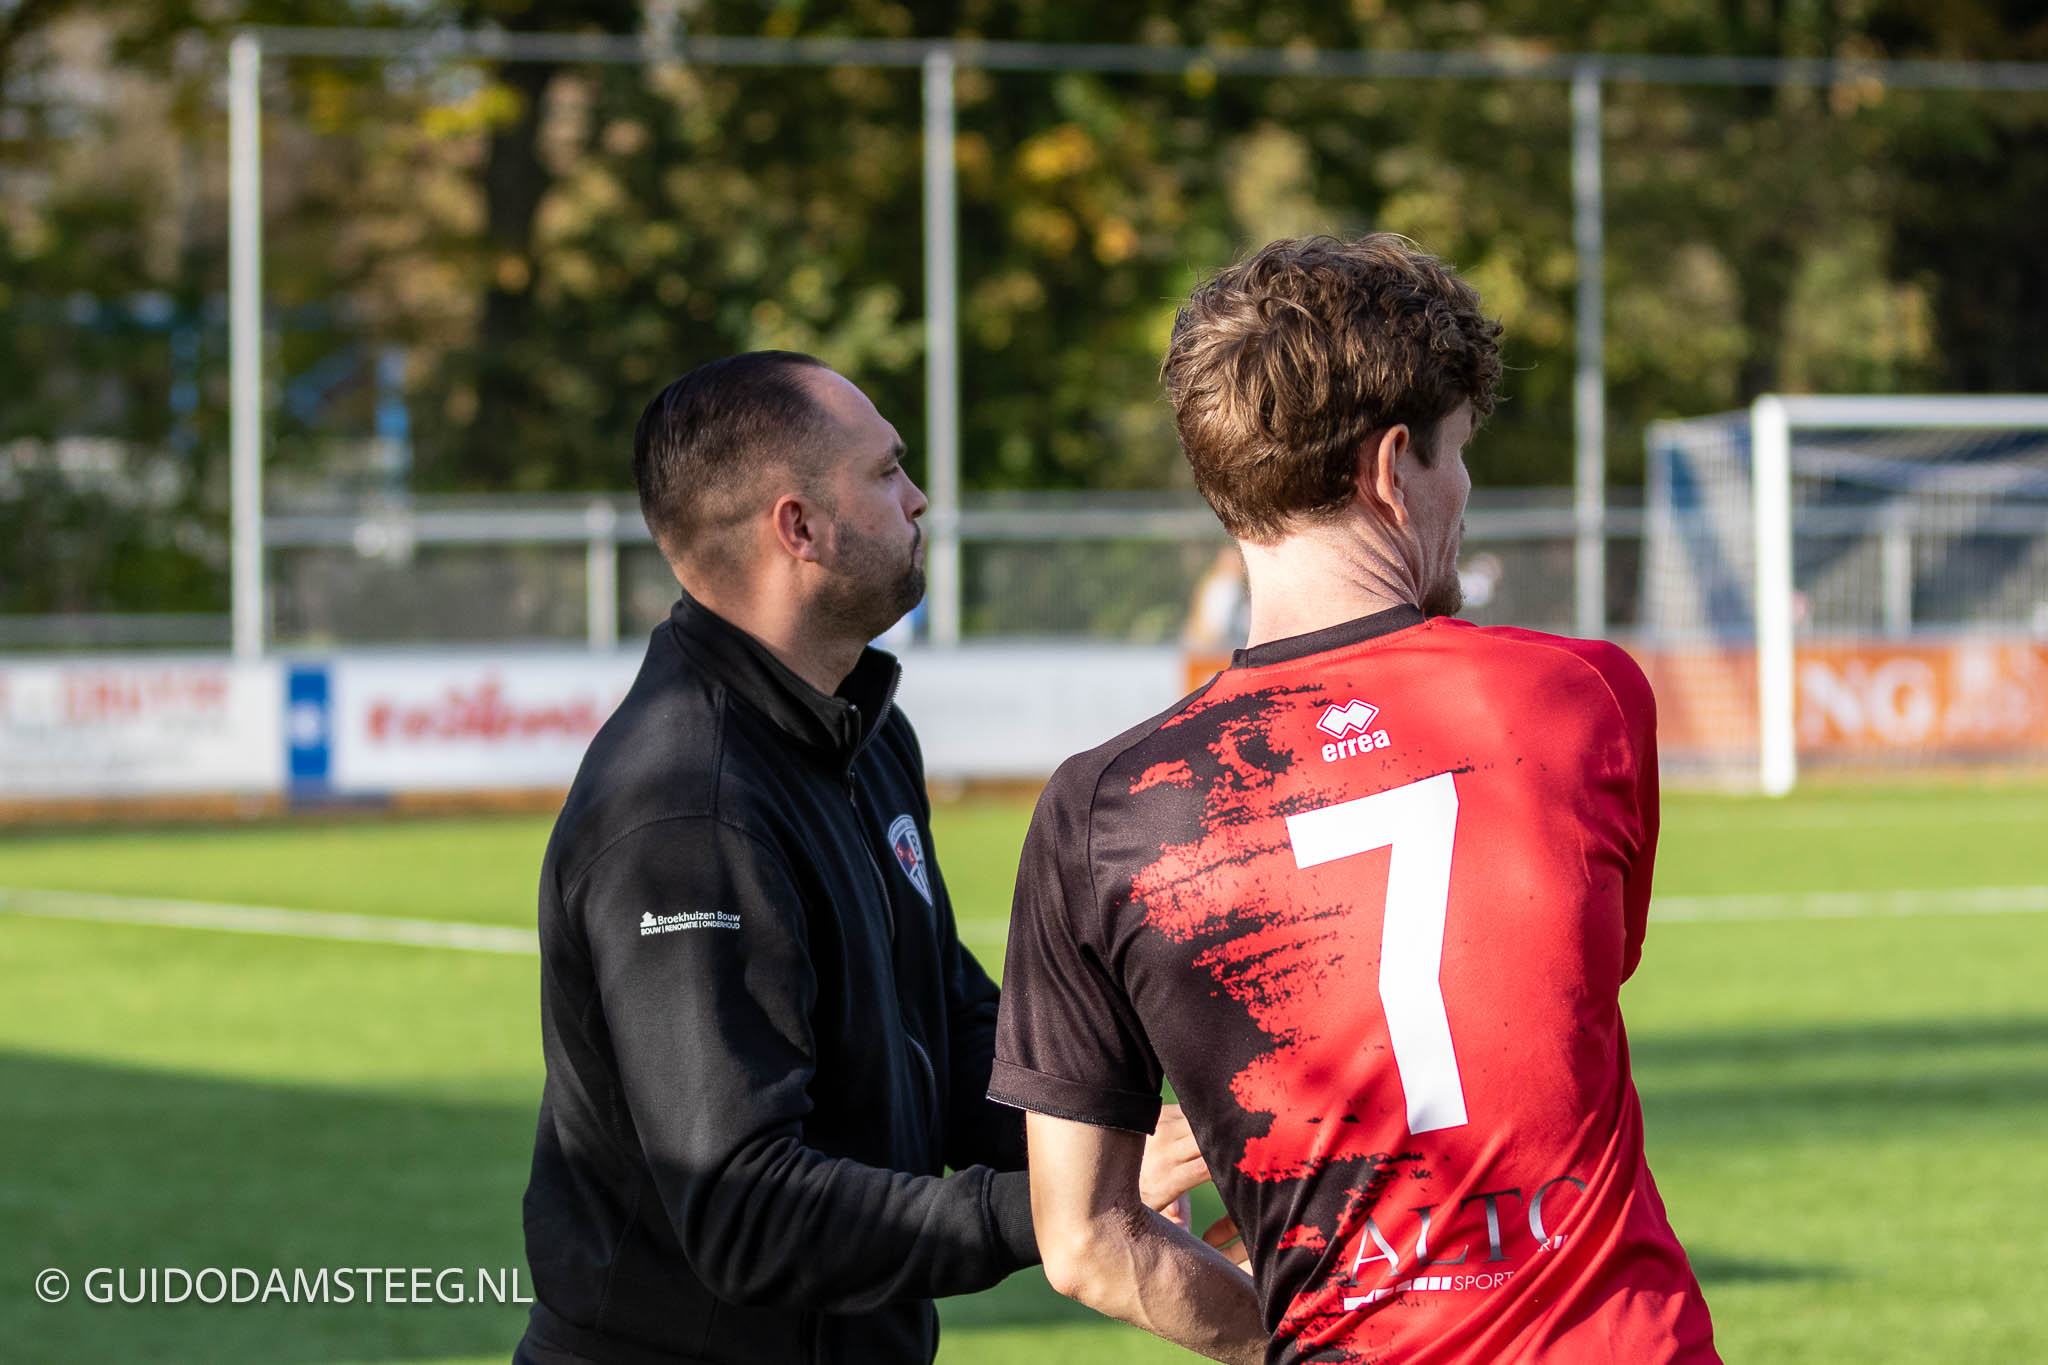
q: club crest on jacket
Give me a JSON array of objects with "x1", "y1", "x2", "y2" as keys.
[{"x1": 888, "y1": 814, "x2": 933, "y2": 904}]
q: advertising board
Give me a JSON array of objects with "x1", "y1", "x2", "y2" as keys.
[
  {"x1": 312, "y1": 654, "x2": 641, "y2": 794},
  {"x1": 0, "y1": 658, "x2": 282, "y2": 797}
]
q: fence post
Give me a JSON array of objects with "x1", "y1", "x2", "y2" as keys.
[
  {"x1": 1570, "y1": 61, "x2": 1606, "y2": 641},
  {"x1": 1752, "y1": 395, "x2": 1797, "y2": 796},
  {"x1": 922, "y1": 46, "x2": 961, "y2": 646},
  {"x1": 586, "y1": 500, "x2": 619, "y2": 652},
  {"x1": 1881, "y1": 502, "x2": 1913, "y2": 639},
  {"x1": 229, "y1": 33, "x2": 265, "y2": 661}
]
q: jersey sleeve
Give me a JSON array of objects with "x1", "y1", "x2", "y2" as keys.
[
  {"x1": 988, "y1": 762, "x2": 1165, "y2": 1134},
  {"x1": 1589, "y1": 642, "x2": 1661, "y2": 978}
]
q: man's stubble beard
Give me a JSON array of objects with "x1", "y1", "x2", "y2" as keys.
[
  {"x1": 1418, "y1": 522, "x2": 1464, "y2": 618},
  {"x1": 815, "y1": 521, "x2": 926, "y2": 643},
  {"x1": 1420, "y1": 569, "x2": 1463, "y2": 618}
]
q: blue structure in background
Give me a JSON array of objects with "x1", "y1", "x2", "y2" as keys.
[
  {"x1": 285, "y1": 664, "x2": 332, "y2": 793},
  {"x1": 282, "y1": 341, "x2": 414, "y2": 492},
  {"x1": 43, "y1": 291, "x2": 412, "y2": 487}
]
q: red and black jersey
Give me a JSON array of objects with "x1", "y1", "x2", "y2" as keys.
[{"x1": 990, "y1": 605, "x2": 1719, "y2": 1365}]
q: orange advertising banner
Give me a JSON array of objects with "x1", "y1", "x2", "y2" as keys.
[
  {"x1": 1791, "y1": 638, "x2": 2048, "y2": 753},
  {"x1": 1634, "y1": 638, "x2": 2048, "y2": 757},
  {"x1": 1188, "y1": 636, "x2": 2048, "y2": 760}
]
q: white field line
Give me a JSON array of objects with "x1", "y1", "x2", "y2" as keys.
[
  {"x1": 3, "y1": 883, "x2": 2045, "y2": 954},
  {"x1": 0, "y1": 886, "x2": 537, "y2": 955},
  {"x1": 1670, "y1": 804, "x2": 2048, "y2": 831},
  {"x1": 1651, "y1": 884, "x2": 2048, "y2": 923}
]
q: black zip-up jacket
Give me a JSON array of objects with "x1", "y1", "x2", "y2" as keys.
[{"x1": 516, "y1": 593, "x2": 1038, "y2": 1365}]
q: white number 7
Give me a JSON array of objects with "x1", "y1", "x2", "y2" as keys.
[{"x1": 1285, "y1": 771, "x2": 1467, "y2": 1135}]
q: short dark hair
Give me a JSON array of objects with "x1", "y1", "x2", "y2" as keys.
[
  {"x1": 633, "y1": 350, "x2": 833, "y2": 562},
  {"x1": 1161, "y1": 234, "x2": 1502, "y2": 543}
]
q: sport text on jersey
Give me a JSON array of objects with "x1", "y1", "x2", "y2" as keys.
[{"x1": 1332, "y1": 1169, "x2": 1587, "y2": 1313}]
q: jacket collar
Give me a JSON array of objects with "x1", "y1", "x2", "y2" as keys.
[{"x1": 667, "y1": 590, "x2": 901, "y2": 766}]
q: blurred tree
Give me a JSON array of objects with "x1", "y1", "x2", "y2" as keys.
[
  {"x1": 0, "y1": 0, "x2": 75, "y2": 83},
  {"x1": 1874, "y1": 0, "x2": 2048, "y2": 392},
  {"x1": 0, "y1": 0, "x2": 393, "y2": 611},
  {"x1": 433, "y1": 0, "x2": 641, "y2": 488},
  {"x1": 4, "y1": 0, "x2": 2046, "y2": 619}
]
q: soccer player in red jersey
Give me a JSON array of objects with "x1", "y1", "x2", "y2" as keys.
[{"x1": 989, "y1": 235, "x2": 1721, "y2": 1365}]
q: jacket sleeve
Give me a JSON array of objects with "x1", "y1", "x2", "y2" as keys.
[{"x1": 574, "y1": 816, "x2": 1038, "y2": 1312}]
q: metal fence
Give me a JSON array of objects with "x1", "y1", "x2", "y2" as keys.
[
  {"x1": 214, "y1": 27, "x2": 2048, "y2": 661},
  {"x1": 1, "y1": 487, "x2": 1653, "y2": 651},
  {"x1": 17, "y1": 30, "x2": 2047, "y2": 658},
  {"x1": 181, "y1": 489, "x2": 1646, "y2": 649}
]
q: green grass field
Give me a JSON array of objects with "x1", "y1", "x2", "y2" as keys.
[{"x1": 4, "y1": 782, "x2": 2047, "y2": 1364}]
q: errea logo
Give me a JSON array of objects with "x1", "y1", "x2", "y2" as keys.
[
  {"x1": 1317, "y1": 700, "x2": 1380, "y2": 737},
  {"x1": 1316, "y1": 699, "x2": 1390, "y2": 762}
]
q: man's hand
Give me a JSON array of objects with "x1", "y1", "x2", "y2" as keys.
[
  {"x1": 1140, "y1": 1103, "x2": 1209, "y2": 1229},
  {"x1": 1202, "y1": 1214, "x2": 1252, "y2": 1271},
  {"x1": 1028, "y1": 1111, "x2": 1265, "y2": 1365}
]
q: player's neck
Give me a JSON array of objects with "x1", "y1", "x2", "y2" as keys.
[{"x1": 1238, "y1": 528, "x2": 1422, "y2": 650}]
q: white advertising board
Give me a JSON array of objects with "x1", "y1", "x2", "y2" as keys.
[
  {"x1": 320, "y1": 643, "x2": 1185, "y2": 791},
  {"x1": 324, "y1": 653, "x2": 641, "y2": 794},
  {"x1": 0, "y1": 642, "x2": 1191, "y2": 804},
  {"x1": 0, "y1": 657, "x2": 282, "y2": 797},
  {"x1": 894, "y1": 644, "x2": 1186, "y2": 778}
]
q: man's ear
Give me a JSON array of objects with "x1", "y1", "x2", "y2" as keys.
[
  {"x1": 770, "y1": 493, "x2": 825, "y2": 564},
  {"x1": 1359, "y1": 424, "x2": 1411, "y2": 527}
]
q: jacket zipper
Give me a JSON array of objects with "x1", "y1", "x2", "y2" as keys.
[
  {"x1": 846, "y1": 770, "x2": 897, "y2": 941},
  {"x1": 903, "y1": 1033, "x2": 940, "y2": 1143},
  {"x1": 841, "y1": 667, "x2": 940, "y2": 1155},
  {"x1": 845, "y1": 790, "x2": 937, "y2": 1148},
  {"x1": 841, "y1": 663, "x2": 903, "y2": 937}
]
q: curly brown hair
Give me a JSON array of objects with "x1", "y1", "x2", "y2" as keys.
[{"x1": 1162, "y1": 234, "x2": 1502, "y2": 543}]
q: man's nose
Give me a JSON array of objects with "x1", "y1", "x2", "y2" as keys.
[{"x1": 906, "y1": 481, "x2": 929, "y2": 519}]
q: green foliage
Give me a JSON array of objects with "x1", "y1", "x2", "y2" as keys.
[
  {"x1": 0, "y1": 465, "x2": 225, "y2": 612},
  {"x1": 4, "y1": 1, "x2": 2048, "y2": 609}
]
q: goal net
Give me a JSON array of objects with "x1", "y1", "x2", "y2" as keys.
[{"x1": 1640, "y1": 396, "x2": 2048, "y2": 792}]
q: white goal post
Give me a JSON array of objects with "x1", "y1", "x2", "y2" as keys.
[{"x1": 1752, "y1": 395, "x2": 2048, "y2": 795}]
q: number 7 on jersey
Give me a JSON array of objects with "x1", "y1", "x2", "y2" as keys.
[{"x1": 1285, "y1": 771, "x2": 1467, "y2": 1135}]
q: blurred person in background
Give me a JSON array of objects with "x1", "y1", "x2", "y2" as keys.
[
  {"x1": 1456, "y1": 551, "x2": 1503, "y2": 613},
  {"x1": 991, "y1": 237, "x2": 1719, "y2": 1365},
  {"x1": 514, "y1": 350, "x2": 1207, "y2": 1365},
  {"x1": 1184, "y1": 544, "x2": 1251, "y2": 651}
]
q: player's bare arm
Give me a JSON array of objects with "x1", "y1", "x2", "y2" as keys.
[{"x1": 1029, "y1": 1111, "x2": 1265, "y2": 1365}]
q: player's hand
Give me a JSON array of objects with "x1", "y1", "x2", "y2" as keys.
[
  {"x1": 1139, "y1": 1103, "x2": 1209, "y2": 1229},
  {"x1": 1202, "y1": 1214, "x2": 1253, "y2": 1272}
]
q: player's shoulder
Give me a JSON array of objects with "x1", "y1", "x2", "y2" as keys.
[
  {"x1": 1455, "y1": 620, "x2": 1643, "y2": 675},
  {"x1": 1446, "y1": 620, "x2": 1655, "y2": 723},
  {"x1": 1035, "y1": 675, "x2": 1223, "y2": 827}
]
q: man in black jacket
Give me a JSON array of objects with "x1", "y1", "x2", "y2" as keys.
[{"x1": 515, "y1": 352, "x2": 1206, "y2": 1365}]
